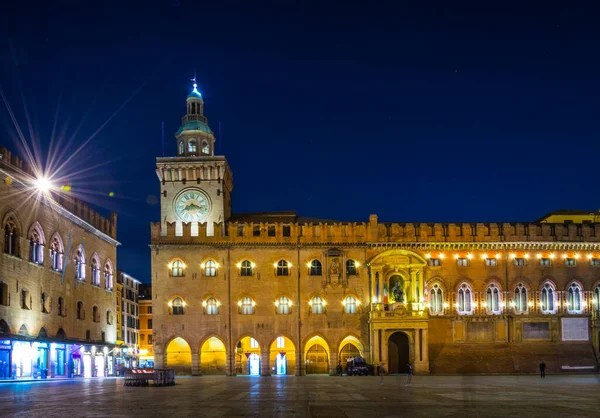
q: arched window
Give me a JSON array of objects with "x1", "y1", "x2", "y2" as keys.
[
  {"x1": 77, "y1": 301, "x2": 84, "y2": 320},
  {"x1": 172, "y1": 297, "x2": 184, "y2": 315},
  {"x1": 204, "y1": 260, "x2": 217, "y2": 277},
  {"x1": 457, "y1": 283, "x2": 472, "y2": 314},
  {"x1": 567, "y1": 283, "x2": 582, "y2": 313},
  {"x1": 179, "y1": 141, "x2": 184, "y2": 155},
  {"x1": 206, "y1": 297, "x2": 219, "y2": 315},
  {"x1": 3, "y1": 216, "x2": 19, "y2": 256},
  {"x1": 240, "y1": 297, "x2": 254, "y2": 315},
  {"x1": 28, "y1": 223, "x2": 45, "y2": 264},
  {"x1": 310, "y1": 296, "x2": 325, "y2": 314},
  {"x1": 106, "y1": 311, "x2": 113, "y2": 325},
  {"x1": 74, "y1": 247, "x2": 85, "y2": 281},
  {"x1": 343, "y1": 296, "x2": 358, "y2": 314},
  {"x1": 276, "y1": 260, "x2": 289, "y2": 276},
  {"x1": 541, "y1": 282, "x2": 555, "y2": 313},
  {"x1": 202, "y1": 141, "x2": 209, "y2": 155},
  {"x1": 171, "y1": 259, "x2": 185, "y2": 277},
  {"x1": 429, "y1": 284, "x2": 444, "y2": 314},
  {"x1": 92, "y1": 306, "x2": 99, "y2": 322},
  {"x1": 104, "y1": 261, "x2": 114, "y2": 290},
  {"x1": 594, "y1": 285, "x2": 600, "y2": 312},
  {"x1": 276, "y1": 296, "x2": 291, "y2": 315},
  {"x1": 486, "y1": 284, "x2": 501, "y2": 314},
  {"x1": 240, "y1": 260, "x2": 253, "y2": 276},
  {"x1": 346, "y1": 260, "x2": 357, "y2": 276},
  {"x1": 91, "y1": 256, "x2": 100, "y2": 286},
  {"x1": 309, "y1": 260, "x2": 322, "y2": 276},
  {"x1": 188, "y1": 138, "x2": 197, "y2": 153},
  {"x1": 514, "y1": 283, "x2": 528, "y2": 313},
  {"x1": 57, "y1": 297, "x2": 65, "y2": 316},
  {"x1": 49, "y1": 234, "x2": 64, "y2": 272}
]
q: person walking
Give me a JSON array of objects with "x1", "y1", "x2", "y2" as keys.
[
  {"x1": 406, "y1": 363, "x2": 412, "y2": 385},
  {"x1": 539, "y1": 360, "x2": 546, "y2": 378},
  {"x1": 337, "y1": 361, "x2": 343, "y2": 376},
  {"x1": 378, "y1": 363, "x2": 385, "y2": 385}
]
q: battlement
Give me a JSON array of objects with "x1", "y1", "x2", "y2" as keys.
[
  {"x1": 0, "y1": 146, "x2": 117, "y2": 239},
  {"x1": 150, "y1": 214, "x2": 600, "y2": 245}
]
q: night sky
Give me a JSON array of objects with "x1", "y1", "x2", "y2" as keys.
[{"x1": 2, "y1": 2, "x2": 600, "y2": 282}]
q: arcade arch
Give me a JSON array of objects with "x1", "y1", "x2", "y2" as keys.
[
  {"x1": 165, "y1": 337, "x2": 192, "y2": 375},
  {"x1": 200, "y1": 336, "x2": 227, "y2": 375},
  {"x1": 235, "y1": 336, "x2": 261, "y2": 376},
  {"x1": 269, "y1": 336, "x2": 296, "y2": 375},
  {"x1": 304, "y1": 335, "x2": 330, "y2": 375}
]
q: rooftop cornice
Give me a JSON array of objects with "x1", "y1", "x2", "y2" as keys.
[{"x1": 368, "y1": 241, "x2": 600, "y2": 250}]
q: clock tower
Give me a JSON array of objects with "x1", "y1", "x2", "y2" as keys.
[{"x1": 156, "y1": 80, "x2": 233, "y2": 236}]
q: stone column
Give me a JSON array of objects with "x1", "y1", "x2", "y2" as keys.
[
  {"x1": 260, "y1": 350, "x2": 271, "y2": 376},
  {"x1": 329, "y1": 349, "x2": 338, "y2": 376},
  {"x1": 296, "y1": 348, "x2": 304, "y2": 376},
  {"x1": 155, "y1": 352, "x2": 165, "y2": 369},
  {"x1": 226, "y1": 349, "x2": 236, "y2": 376},
  {"x1": 191, "y1": 352, "x2": 200, "y2": 376}
]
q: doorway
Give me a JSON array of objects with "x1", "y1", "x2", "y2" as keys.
[
  {"x1": 306, "y1": 344, "x2": 329, "y2": 374},
  {"x1": 248, "y1": 353, "x2": 260, "y2": 376},
  {"x1": 388, "y1": 332, "x2": 410, "y2": 374},
  {"x1": 275, "y1": 354, "x2": 287, "y2": 374}
]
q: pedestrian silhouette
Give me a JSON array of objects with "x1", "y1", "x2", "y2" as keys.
[
  {"x1": 539, "y1": 360, "x2": 546, "y2": 378},
  {"x1": 378, "y1": 363, "x2": 385, "y2": 385},
  {"x1": 406, "y1": 363, "x2": 412, "y2": 385}
]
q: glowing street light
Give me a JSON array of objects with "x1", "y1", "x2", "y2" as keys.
[{"x1": 34, "y1": 176, "x2": 53, "y2": 192}]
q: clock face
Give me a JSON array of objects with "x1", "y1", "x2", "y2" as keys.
[{"x1": 174, "y1": 189, "x2": 211, "y2": 222}]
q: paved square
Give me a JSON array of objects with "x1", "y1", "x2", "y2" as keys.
[{"x1": 0, "y1": 375, "x2": 598, "y2": 417}]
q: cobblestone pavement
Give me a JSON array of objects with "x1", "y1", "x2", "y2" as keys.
[{"x1": 0, "y1": 375, "x2": 599, "y2": 417}]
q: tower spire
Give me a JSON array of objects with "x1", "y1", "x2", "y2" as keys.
[{"x1": 190, "y1": 71, "x2": 200, "y2": 96}]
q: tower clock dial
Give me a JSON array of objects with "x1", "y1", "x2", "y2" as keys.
[{"x1": 174, "y1": 189, "x2": 211, "y2": 222}]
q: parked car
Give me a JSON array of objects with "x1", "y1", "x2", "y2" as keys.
[{"x1": 345, "y1": 357, "x2": 369, "y2": 376}]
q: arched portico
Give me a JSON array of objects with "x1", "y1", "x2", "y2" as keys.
[
  {"x1": 199, "y1": 336, "x2": 227, "y2": 375},
  {"x1": 165, "y1": 337, "x2": 192, "y2": 375},
  {"x1": 269, "y1": 335, "x2": 296, "y2": 375},
  {"x1": 304, "y1": 335, "x2": 332, "y2": 375},
  {"x1": 234, "y1": 336, "x2": 264, "y2": 376}
]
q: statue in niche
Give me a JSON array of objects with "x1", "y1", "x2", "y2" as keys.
[
  {"x1": 392, "y1": 282, "x2": 404, "y2": 303},
  {"x1": 329, "y1": 258, "x2": 340, "y2": 275}
]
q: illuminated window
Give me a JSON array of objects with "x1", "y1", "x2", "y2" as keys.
[
  {"x1": 456, "y1": 258, "x2": 469, "y2": 267},
  {"x1": 202, "y1": 141, "x2": 209, "y2": 155},
  {"x1": 591, "y1": 258, "x2": 600, "y2": 266},
  {"x1": 565, "y1": 258, "x2": 576, "y2": 267},
  {"x1": 513, "y1": 258, "x2": 526, "y2": 266},
  {"x1": 457, "y1": 283, "x2": 472, "y2": 314},
  {"x1": 567, "y1": 283, "x2": 582, "y2": 313},
  {"x1": 276, "y1": 336, "x2": 285, "y2": 349},
  {"x1": 428, "y1": 258, "x2": 441, "y2": 267},
  {"x1": 346, "y1": 260, "x2": 357, "y2": 275},
  {"x1": 77, "y1": 301, "x2": 84, "y2": 319},
  {"x1": 241, "y1": 297, "x2": 254, "y2": 315},
  {"x1": 240, "y1": 260, "x2": 253, "y2": 276},
  {"x1": 514, "y1": 283, "x2": 527, "y2": 313},
  {"x1": 28, "y1": 223, "x2": 44, "y2": 264},
  {"x1": 188, "y1": 138, "x2": 197, "y2": 153},
  {"x1": 485, "y1": 258, "x2": 497, "y2": 267},
  {"x1": 206, "y1": 297, "x2": 218, "y2": 315},
  {"x1": 171, "y1": 260, "x2": 185, "y2": 277},
  {"x1": 250, "y1": 338, "x2": 259, "y2": 348},
  {"x1": 486, "y1": 284, "x2": 501, "y2": 314},
  {"x1": 3, "y1": 216, "x2": 19, "y2": 257},
  {"x1": 541, "y1": 283, "x2": 555, "y2": 313},
  {"x1": 104, "y1": 261, "x2": 114, "y2": 290},
  {"x1": 179, "y1": 141, "x2": 184, "y2": 155},
  {"x1": 41, "y1": 292, "x2": 50, "y2": 313},
  {"x1": 107, "y1": 311, "x2": 113, "y2": 325},
  {"x1": 237, "y1": 224, "x2": 244, "y2": 237},
  {"x1": 429, "y1": 284, "x2": 443, "y2": 314},
  {"x1": 276, "y1": 260, "x2": 289, "y2": 276},
  {"x1": 49, "y1": 235, "x2": 64, "y2": 272},
  {"x1": 172, "y1": 298, "x2": 184, "y2": 315},
  {"x1": 204, "y1": 260, "x2": 217, "y2": 277},
  {"x1": 309, "y1": 260, "x2": 322, "y2": 276},
  {"x1": 311, "y1": 296, "x2": 324, "y2": 314},
  {"x1": 74, "y1": 247, "x2": 86, "y2": 281},
  {"x1": 343, "y1": 296, "x2": 357, "y2": 314},
  {"x1": 594, "y1": 285, "x2": 600, "y2": 311},
  {"x1": 540, "y1": 258, "x2": 551, "y2": 267},
  {"x1": 91, "y1": 257, "x2": 100, "y2": 286},
  {"x1": 276, "y1": 296, "x2": 291, "y2": 315}
]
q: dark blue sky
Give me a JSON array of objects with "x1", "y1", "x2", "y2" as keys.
[{"x1": 2, "y1": 2, "x2": 600, "y2": 282}]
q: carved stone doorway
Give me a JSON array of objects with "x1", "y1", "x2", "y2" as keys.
[{"x1": 388, "y1": 332, "x2": 410, "y2": 374}]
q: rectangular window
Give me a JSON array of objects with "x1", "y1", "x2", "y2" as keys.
[
  {"x1": 237, "y1": 225, "x2": 244, "y2": 237},
  {"x1": 148, "y1": 306, "x2": 152, "y2": 314},
  {"x1": 268, "y1": 225, "x2": 276, "y2": 237},
  {"x1": 485, "y1": 258, "x2": 497, "y2": 267},
  {"x1": 250, "y1": 338, "x2": 259, "y2": 348},
  {"x1": 565, "y1": 258, "x2": 576, "y2": 266},
  {"x1": 513, "y1": 258, "x2": 526, "y2": 266},
  {"x1": 148, "y1": 334, "x2": 153, "y2": 345},
  {"x1": 276, "y1": 336, "x2": 285, "y2": 349},
  {"x1": 540, "y1": 258, "x2": 551, "y2": 267},
  {"x1": 282, "y1": 225, "x2": 291, "y2": 237},
  {"x1": 428, "y1": 258, "x2": 441, "y2": 267},
  {"x1": 456, "y1": 258, "x2": 469, "y2": 267},
  {"x1": 253, "y1": 225, "x2": 260, "y2": 236},
  {"x1": 590, "y1": 258, "x2": 600, "y2": 266},
  {"x1": 148, "y1": 319, "x2": 152, "y2": 329}
]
